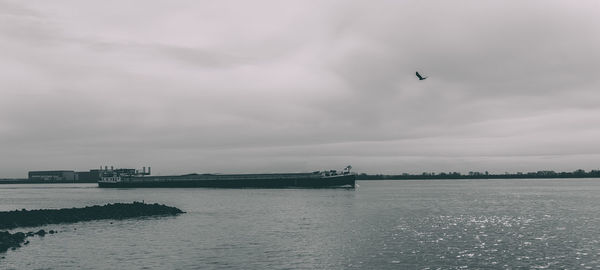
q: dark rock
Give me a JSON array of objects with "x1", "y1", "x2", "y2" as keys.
[
  {"x1": 0, "y1": 202, "x2": 184, "y2": 230},
  {"x1": 35, "y1": 229, "x2": 46, "y2": 236},
  {"x1": 49, "y1": 230, "x2": 55, "y2": 234},
  {"x1": 0, "y1": 231, "x2": 27, "y2": 253}
]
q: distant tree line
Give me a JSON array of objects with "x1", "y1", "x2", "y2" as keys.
[{"x1": 356, "y1": 169, "x2": 600, "y2": 180}]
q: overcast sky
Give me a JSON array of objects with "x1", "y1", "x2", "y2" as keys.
[{"x1": 1, "y1": 0, "x2": 600, "y2": 177}]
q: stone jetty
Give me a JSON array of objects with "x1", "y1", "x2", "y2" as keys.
[
  {"x1": 0, "y1": 202, "x2": 184, "y2": 230},
  {"x1": 0, "y1": 202, "x2": 184, "y2": 253}
]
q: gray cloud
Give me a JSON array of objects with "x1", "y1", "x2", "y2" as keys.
[{"x1": 1, "y1": 0, "x2": 600, "y2": 177}]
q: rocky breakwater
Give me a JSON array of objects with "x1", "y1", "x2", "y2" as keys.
[{"x1": 0, "y1": 202, "x2": 184, "y2": 253}]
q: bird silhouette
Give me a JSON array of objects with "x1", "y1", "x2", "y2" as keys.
[{"x1": 416, "y1": 71, "x2": 428, "y2": 80}]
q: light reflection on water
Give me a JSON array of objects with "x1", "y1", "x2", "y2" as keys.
[{"x1": 1, "y1": 179, "x2": 600, "y2": 269}]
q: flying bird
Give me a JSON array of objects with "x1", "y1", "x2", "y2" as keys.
[{"x1": 416, "y1": 71, "x2": 428, "y2": 80}]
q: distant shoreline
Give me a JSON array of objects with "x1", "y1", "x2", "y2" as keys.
[
  {"x1": 2, "y1": 169, "x2": 600, "y2": 184},
  {"x1": 357, "y1": 176, "x2": 600, "y2": 180},
  {"x1": 0, "y1": 179, "x2": 97, "y2": 184},
  {"x1": 2, "y1": 177, "x2": 600, "y2": 185},
  {"x1": 357, "y1": 169, "x2": 600, "y2": 180}
]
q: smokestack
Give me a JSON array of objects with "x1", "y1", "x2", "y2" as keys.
[
  {"x1": 105, "y1": 166, "x2": 108, "y2": 171},
  {"x1": 111, "y1": 166, "x2": 114, "y2": 171},
  {"x1": 143, "y1": 167, "x2": 146, "y2": 174},
  {"x1": 148, "y1": 167, "x2": 151, "y2": 175}
]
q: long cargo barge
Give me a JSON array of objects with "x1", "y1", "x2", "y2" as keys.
[{"x1": 98, "y1": 166, "x2": 356, "y2": 188}]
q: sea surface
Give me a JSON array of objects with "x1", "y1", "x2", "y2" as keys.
[{"x1": 1, "y1": 179, "x2": 600, "y2": 269}]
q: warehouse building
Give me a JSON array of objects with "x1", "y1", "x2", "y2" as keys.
[
  {"x1": 28, "y1": 169, "x2": 103, "y2": 182},
  {"x1": 75, "y1": 169, "x2": 101, "y2": 182},
  {"x1": 28, "y1": 170, "x2": 76, "y2": 181}
]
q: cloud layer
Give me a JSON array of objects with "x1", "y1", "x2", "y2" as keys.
[{"x1": 1, "y1": 0, "x2": 600, "y2": 177}]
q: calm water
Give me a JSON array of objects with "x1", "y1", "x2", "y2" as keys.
[{"x1": 1, "y1": 179, "x2": 600, "y2": 269}]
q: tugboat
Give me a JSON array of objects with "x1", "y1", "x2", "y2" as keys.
[{"x1": 98, "y1": 166, "x2": 356, "y2": 188}]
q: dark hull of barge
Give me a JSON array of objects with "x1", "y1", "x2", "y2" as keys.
[{"x1": 98, "y1": 174, "x2": 356, "y2": 188}]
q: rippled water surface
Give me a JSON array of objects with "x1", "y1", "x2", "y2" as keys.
[{"x1": 2, "y1": 179, "x2": 600, "y2": 269}]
